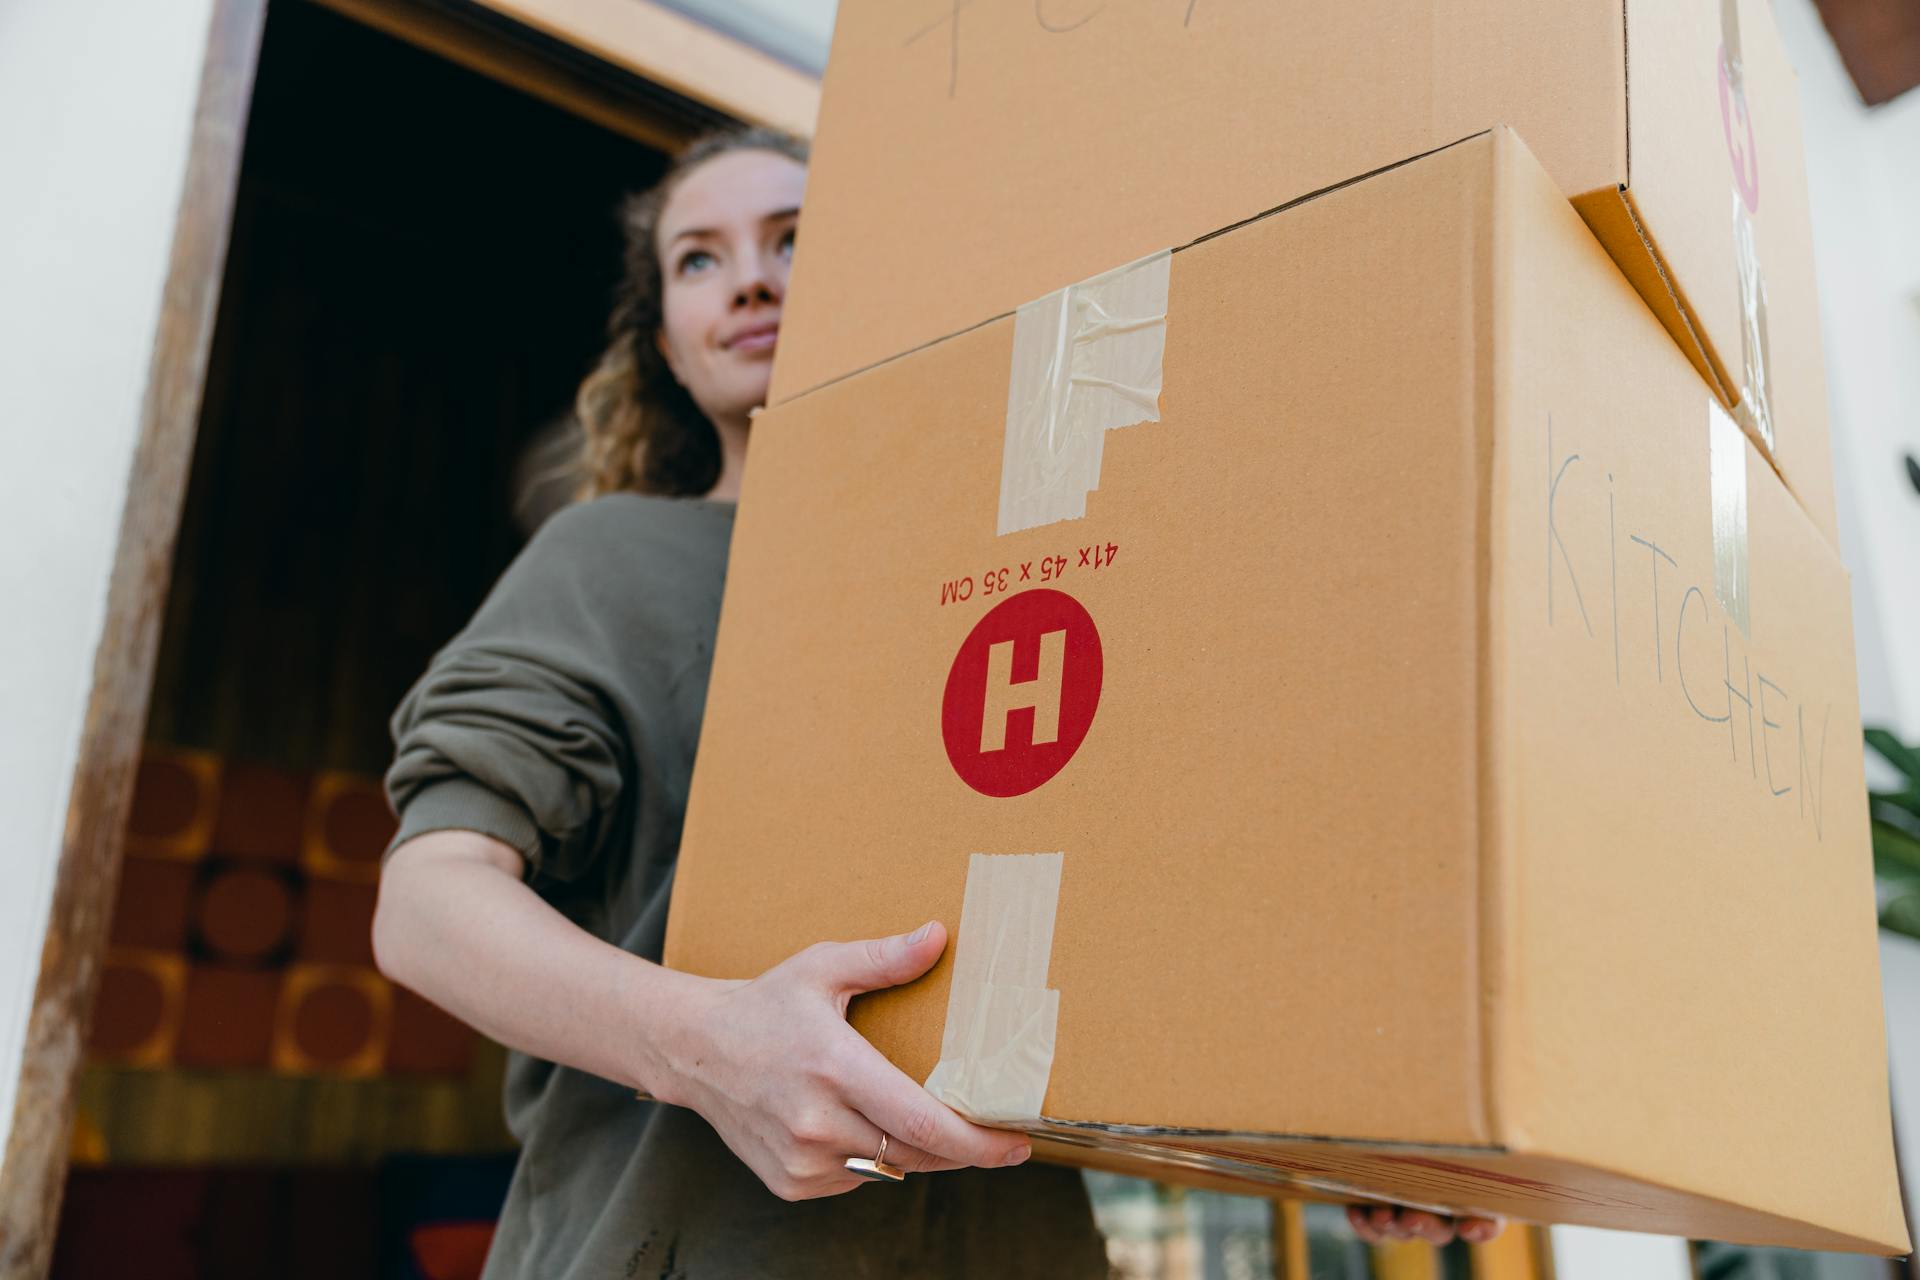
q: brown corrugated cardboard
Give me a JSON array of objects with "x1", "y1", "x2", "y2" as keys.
[
  {"x1": 667, "y1": 130, "x2": 1905, "y2": 1252},
  {"x1": 770, "y1": 0, "x2": 1839, "y2": 550}
]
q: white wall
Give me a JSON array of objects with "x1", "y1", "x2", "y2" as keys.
[
  {"x1": 1882, "y1": 931, "x2": 1920, "y2": 1256},
  {"x1": 1773, "y1": 0, "x2": 1920, "y2": 737},
  {"x1": 0, "y1": 0, "x2": 218, "y2": 1167},
  {"x1": 1550, "y1": 1225, "x2": 1695, "y2": 1280}
]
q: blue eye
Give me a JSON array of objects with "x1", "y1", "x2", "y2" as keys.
[
  {"x1": 677, "y1": 249, "x2": 715, "y2": 275},
  {"x1": 776, "y1": 227, "x2": 796, "y2": 259}
]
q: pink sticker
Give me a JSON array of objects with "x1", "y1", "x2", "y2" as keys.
[{"x1": 1718, "y1": 42, "x2": 1761, "y2": 214}]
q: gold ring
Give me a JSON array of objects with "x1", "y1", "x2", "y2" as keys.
[{"x1": 844, "y1": 1132, "x2": 905, "y2": 1182}]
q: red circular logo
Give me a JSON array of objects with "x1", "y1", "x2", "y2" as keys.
[{"x1": 941, "y1": 588, "x2": 1103, "y2": 798}]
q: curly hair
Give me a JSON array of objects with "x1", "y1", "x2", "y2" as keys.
[{"x1": 575, "y1": 126, "x2": 810, "y2": 500}]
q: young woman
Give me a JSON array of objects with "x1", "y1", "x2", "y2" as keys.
[{"x1": 373, "y1": 126, "x2": 1496, "y2": 1277}]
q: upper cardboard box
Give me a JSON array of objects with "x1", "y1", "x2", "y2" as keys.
[{"x1": 773, "y1": 0, "x2": 1838, "y2": 547}]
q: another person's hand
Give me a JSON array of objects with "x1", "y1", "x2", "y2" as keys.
[
  {"x1": 651, "y1": 921, "x2": 1033, "y2": 1201},
  {"x1": 1346, "y1": 1204, "x2": 1505, "y2": 1246}
]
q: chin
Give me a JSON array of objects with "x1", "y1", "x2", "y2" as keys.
[{"x1": 725, "y1": 381, "x2": 774, "y2": 419}]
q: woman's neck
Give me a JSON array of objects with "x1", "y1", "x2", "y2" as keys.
[{"x1": 706, "y1": 411, "x2": 751, "y2": 503}]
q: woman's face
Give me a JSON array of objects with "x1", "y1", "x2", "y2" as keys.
[{"x1": 655, "y1": 148, "x2": 807, "y2": 425}]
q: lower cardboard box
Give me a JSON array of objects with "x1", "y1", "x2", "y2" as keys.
[{"x1": 665, "y1": 127, "x2": 1908, "y2": 1254}]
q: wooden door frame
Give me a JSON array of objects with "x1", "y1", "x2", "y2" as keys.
[
  {"x1": 0, "y1": 0, "x2": 269, "y2": 1272},
  {"x1": 0, "y1": 1, "x2": 812, "y2": 1273},
  {"x1": 307, "y1": 0, "x2": 823, "y2": 150}
]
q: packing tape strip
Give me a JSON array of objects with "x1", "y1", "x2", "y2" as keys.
[
  {"x1": 1729, "y1": 193, "x2": 1774, "y2": 452},
  {"x1": 1719, "y1": 0, "x2": 1774, "y2": 452},
  {"x1": 998, "y1": 251, "x2": 1171, "y2": 535},
  {"x1": 924, "y1": 852, "x2": 1064, "y2": 1124},
  {"x1": 1709, "y1": 397, "x2": 1751, "y2": 639}
]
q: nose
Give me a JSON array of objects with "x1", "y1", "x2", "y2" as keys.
[{"x1": 728, "y1": 245, "x2": 782, "y2": 309}]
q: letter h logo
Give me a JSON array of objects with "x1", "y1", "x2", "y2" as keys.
[
  {"x1": 979, "y1": 631, "x2": 1066, "y2": 753},
  {"x1": 942, "y1": 589, "x2": 1102, "y2": 798}
]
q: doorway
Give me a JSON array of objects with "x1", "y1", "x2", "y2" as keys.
[{"x1": 48, "y1": 3, "x2": 676, "y2": 1271}]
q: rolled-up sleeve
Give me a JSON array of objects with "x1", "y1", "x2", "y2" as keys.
[{"x1": 385, "y1": 504, "x2": 642, "y2": 885}]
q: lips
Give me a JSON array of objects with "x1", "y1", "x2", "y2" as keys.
[{"x1": 726, "y1": 322, "x2": 780, "y2": 353}]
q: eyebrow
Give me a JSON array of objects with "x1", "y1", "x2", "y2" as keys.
[{"x1": 667, "y1": 207, "x2": 801, "y2": 248}]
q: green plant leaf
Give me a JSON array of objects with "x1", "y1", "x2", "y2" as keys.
[
  {"x1": 1865, "y1": 727, "x2": 1920, "y2": 783},
  {"x1": 1878, "y1": 854, "x2": 1920, "y2": 891},
  {"x1": 1873, "y1": 817, "x2": 1920, "y2": 875},
  {"x1": 1875, "y1": 818, "x2": 1920, "y2": 877},
  {"x1": 1881, "y1": 892, "x2": 1920, "y2": 943},
  {"x1": 1869, "y1": 787, "x2": 1920, "y2": 825}
]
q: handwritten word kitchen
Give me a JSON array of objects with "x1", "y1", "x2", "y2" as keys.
[{"x1": 1541, "y1": 415, "x2": 1830, "y2": 840}]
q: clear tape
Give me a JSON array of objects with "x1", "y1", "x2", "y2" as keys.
[
  {"x1": 924, "y1": 852, "x2": 1064, "y2": 1124},
  {"x1": 1729, "y1": 191, "x2": 1774, "y2": 452},
  {"x1": 1709, "y1": 399, "x2": 1751, "y2": 639},
  {"x1": 1719, "y1": 0, "x2": 1775, "y2": 451},
  {"x1": 998, "y1": 251, "x2": 1171, "y2": 535}
]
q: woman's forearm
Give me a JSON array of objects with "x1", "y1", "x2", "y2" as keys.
[
  {"x1": 372, "y1": 828, "x2": 708, "y2": 1096},
  {"x1": 374, "y1": 828, "x2": 1045, "y2": 1198}
]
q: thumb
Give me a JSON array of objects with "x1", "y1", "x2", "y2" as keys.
[{"x1": 810, "y1": 921, "x2": 947, "y2": 997}]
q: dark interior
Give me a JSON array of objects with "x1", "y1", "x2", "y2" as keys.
[{"x1": 147, "y1": 0, "x2": 667, "y2": 775}]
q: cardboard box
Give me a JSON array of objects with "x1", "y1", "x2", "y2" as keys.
[
  {"x1": 667, "y1": 129, "x2": 1905, "y2": 1252},
  {"x1": 772, "y1": 0, "x2": 1839, "y2": 550}
]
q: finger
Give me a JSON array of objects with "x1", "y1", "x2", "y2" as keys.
[
  {"x1": 738, "y1": 1143, "x2": 864, "y2": 1205},
  {"x1": 760, "y1": 1131, "x2": 908, "y2": 1203},
  {"x1": 1346, "y1": 1205, "x2": 1384, "y2": 1243},
  {"x1": 837, "y1": 1037, "x2": 1030, "y2": 1168},
  {"x1": 829, "y1": 1110, "x2": 968, "y2": 1175},
  {"x1": 1459, "y1": 1216, "x2": 1505, "y2": 1244},
  {"x1": 868, "y1": 1133, "x2": 966, "y2": 1175},
  {"x1": 801, "y1": 922, "x2": 948, "y2": 999},
  {"x1": 1399, "y1": 1210, "x2": 1455, "y2": 1244},
  {"x1": 1369, "y1": 1205, "x2": 1404, "y2": 1240},
  {"x1": 789, "y1": 1170, "x2": 868, "y2": 1202}
]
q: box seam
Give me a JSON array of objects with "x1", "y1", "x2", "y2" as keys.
[
  {"x1": 1610, "y1": 184, "x2": 1815, "y2": 515},
  {"x1": 1620, "y1": 0, "x2": 1632, "y2": 188},
  {"x1": 771, "y1": 131, "x2": 1500, "y2": 409},
  {"x1": 1610, "y1": 185, "x2": 1738, "y2": 409},
  {"x1": 1479, "y1": 129, "x2": 1513, "y2": 1153}
]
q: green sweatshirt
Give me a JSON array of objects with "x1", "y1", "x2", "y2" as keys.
[{"x1": 385, "y1": 493, "x2": 1108, "y2": 1279}]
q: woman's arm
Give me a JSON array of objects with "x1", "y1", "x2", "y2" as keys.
[
  {"x1": 373, "y1": 828, "x2": 1034, "y2": 1200},
  {"x1": 372, "y1": 828, "x2": 683, "y2": 1094}
]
